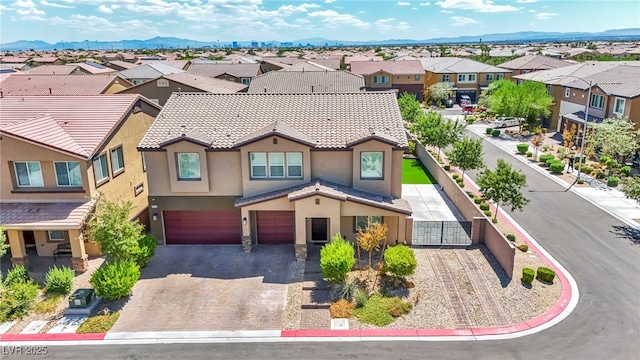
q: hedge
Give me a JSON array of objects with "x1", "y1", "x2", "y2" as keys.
[
  {"x1": 536, "y1": 267, "x2": 556, "y2": 283},
  {"x1": 522, "y1": 268, "x2": 535, "y2": 284},
  {"x1": 479, "y1": 203, "x2": 490, "y2": 211},
  {"x1": 491, "y1": 129, "x2": 500, "y2": 137},
  {"x1": 486, "y1": 127, "x2": 494, "y2": 134},
  {"x1": 516, "y1": 143, "x2": 529, "y2": 154},
  {"x1": 550, "y1": 162, "x2": 564, "y2": 174},
  {"x1": 539, "y1": 154, "x2": 554, "y2": 163},
  {"x1": 607, "y1": 176, "x2": 619, "y2": 187}
]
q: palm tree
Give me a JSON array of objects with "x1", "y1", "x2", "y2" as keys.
[{"x1": 531, "y1": 135, "x2": 544, "y2": 161}]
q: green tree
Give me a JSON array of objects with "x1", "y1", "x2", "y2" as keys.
[
  {"x1": 586, "y1": 116, "x2": 640, "y2": 162},
  {"x1": 0, "y1": 227, "x2": 9, "y2": 274},
  {"x1": 476, "y1": 159, "x2": 530, "y2": 222},
  {"x1": 621, "y1": 177, "x2": 640, "y2": 205},
  {"x1": 87, "y1": 198, "x2": 144, "y2": 263},
  {"x1": 485, "y1": 80, "x2": 553, "y2": 130},
  {"x1": 446, "y1": 137, "x2": 484, "y2": 184},
  {"x1": 357, "y1": 222, "x2": 388, "y2": 269},
  {"x1": 414, "y1": 111, "x2": 466, "y2": 160},
  {"x1": 426, "y1": 82, "x2": 453, "y2": 106},
  {"x1": 397, "y1": 92, "x2": 422, "y2": 123}
]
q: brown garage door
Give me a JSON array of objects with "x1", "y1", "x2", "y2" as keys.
[
  {"x1": 164, "y1": 210, "x2": 241, "y2": 245},
  {"x1": 256, "y1": 211, "x2": 295, "y2": 245}
]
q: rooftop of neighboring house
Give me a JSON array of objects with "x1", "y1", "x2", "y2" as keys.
[
  {"x1": 344, "y1": 55, "x2": 384, "y2": 65},
  {"x1": 498, "y1": 55, "x2": 574, "y2": 71},
  {"x1": 137, "y1": 59, "x2": 191, "y2": 70},
  {"x1": 25, "y1": 65, "x2": 77, "y2": 75},
  {"x1": 186, "y1": 63, "x2": 262, "y2": 79},
  {"x1": 118, "y1": 62, "x2": 184, "y2": 80},
  {"x1": 138, "y1": 92, "x2": 407, "y2": 150},
  {"x1": 30, "y1": 57, "x2": 60, "y2": 63},
  {"x1": 67, "y1": 62, "x2": 117, "y2": 74},
  {"x1": 157, "y1": 72, "x2": 248, "y2": 92},
  {"x1": 0, "y1": 95, "x2": 160, "y2": 158},
  {"x1": 106, "y1": 60, "x2": 139, "y2": 70},
  {"x1": 0, "y1": 74, "x2": 131, "y2": 96},
  {"x1": 350, "y1": 60, "x2": 424, "y2": 75},
  {"x1": 280, "y1": 61, "x2": 336, "y2": 72},
  {"x1": 247, "y1": 71, "x2": 364, "y2": 94},
  {"x1": 419, "y1": 57, "x2": 511, "y2": 74},
  {"x1": 0, "y1": 56, "x2": 31, "y2": 63}
]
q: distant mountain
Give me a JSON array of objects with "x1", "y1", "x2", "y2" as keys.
[{"x1": 1, "y1": 29, "x2": 638, "y2": 51}]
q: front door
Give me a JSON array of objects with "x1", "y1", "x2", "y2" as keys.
[
  {"x1": 23, "y1": 231, "x2": 36, "y2": 248},
  {"x1": 311, "y1": 218, "x2": 328, "y2": 242}
]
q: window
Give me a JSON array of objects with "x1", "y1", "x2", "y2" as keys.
[
  {"x1": 48, "y1": 230, "x2": 65, "y2": 242},
  {"x1": 361, "y1": 152, "x2": 383, "y2": 179},
  {"x1": 457, "y1": 74, "x2": 466, "y2": 82},
  {"x1": 156, "y1": 79, "x2": 169, "y2": 87},
  {"x1": 54, "y1": 161, "x2": 82, "y2": 187},
  {"x1": 373, "y1": 75, "x2": 389, "y2": 84},
  {"x1": 468, "y1": 74, "x2": 476, "y2": 81},
  {"x1": 442, "y1": 74, "x2": 450, "y2": 82},
  {"x1": 241, "y1": 78, "x2": 251, "y2": 85},
  {"x1": 93, "y1": 154, "x2": 109, "y2": 184},
  {"x1": 614, "y1": 97, "x2": 625, "y2": 114},
  {"x1": 110, "y1": 146, "x2": 124, "y2": 175},
  {"x1": 565, "y1": 88, "x2": 571, "y2": 98},
  {"x1": 458, "y1": 74, "x2": 476, "y2": 83},
  {"x1": 14, "y1": 161, "x2": 44, "y2": 187},
  {"x1": 590, "y1": 94, "x2": 605, "y2": 109},
  {"x1": 486, "y1": 74, "x2": 494, "y2": 81},
  {"x1": 496, "y1": 73, "x2": 504, "y2": 80},
  {"x1": 132, "y1": 80, "x2": 142, "y2": 85},
  {"x1": 251, "y1": 152, "x2": 303, "y2": 179},
  {"x1": 414, "y1": 74, "x2": 420, "y2": 81},
  {"x1": 355, "y1": 216, "x2": 382, "y2": 231},
  {"x1": 268, "y1": 153, "x2": 285, "y2": 177},
  {"x1": 287, "y1": 152, "x2": 303, "y2": 177},
  {"x1": 250, "y1": 152, "x2": 267, "y2": 178},
  {"x1": 177, "y1": 153, "x2": 200, "y2": 180}
]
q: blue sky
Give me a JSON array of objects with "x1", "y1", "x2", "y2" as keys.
[{"x1": 0, "y1": 0, "x2": 638, "y2": 43}]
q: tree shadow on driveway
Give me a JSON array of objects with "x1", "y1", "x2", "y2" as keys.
[{"x1": 610, "y1": 225, "x2": 640, "y2": 245}]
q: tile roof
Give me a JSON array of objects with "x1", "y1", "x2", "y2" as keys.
[
  {"x1": 0, "y1": 74, "x2": 128, "y2": 96},
  {"x1": 26, "y1": 65, "x2": 76, "y2": 75},
  {"x1": 497, "y1": 55, "x2": 573, "y2": 71},
  {"x1": 138, "y1": 92, "x2": 408, "y2": 150},
  {"x1": 70, "y1": 62, "x2": 117, "y2": 74},
  {"x1": 163, "y1": 73, "x2": 247, "y2": 93},
  {"x1": 419, "y1": 57, "x2": 510, "y2": 74},
  {"x1": 247, "y1": 71, "x2": 364, "y2": 94},
  {"x1": 187, "y1": 63, "x2": 262, "y2": 78},
  {"x1": 106, "y1": 60, "x2": 139, "y2": 70},
  {"x1": 350, "y1": 60, "x2": 424, "y2": 75},
  {"x1": 138, "y1": 60, "x2": 190, "y2": 70},
  {"x1": 118, "y1": 63, "x2": 184, "y2": 80},
  {"x1": 0, "y1": 94, "x2": 159, "y2": 158},
  {"x1": 235, "y1": 179, "x2": 412, "y2": 214},
  {"x1": 280, "y1": 61, "x2": 336, "y2": 72},
  {"x1": 0, "y1": 200, "x2": 95, "y2": 230}
]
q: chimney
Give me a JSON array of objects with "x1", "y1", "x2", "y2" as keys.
[{"x1": 49, "y1": 87, "x2": 52, "y2": 95}]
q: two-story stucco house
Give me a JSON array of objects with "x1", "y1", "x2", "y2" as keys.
[
  {"x1": 0, "y1": 95, "x2": 161, "y2": 271},
  {"x1": 138, "y1": 92, "x2": 412, "y2": 260},
  {"x1": 349, "y1": 60, "x2": 424, "y2": 102}
]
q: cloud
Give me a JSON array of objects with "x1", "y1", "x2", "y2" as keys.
[
  {"x1": 420, "y1": 2, "x2": 431, "y2": 5},
  {"x1": 528, "y1": 9, "x2": 535, "y2": 12},
  {"x1": 358, "y1": 10, "x2": 365, "y2": 13},
  {"x1": 308, "y1": 9, "x2": 371, "y2": 29},
  {"x1": 398, "y1": 1, "x2": 411, "y2": 5},
  {"x1": 436, "y1": 0, "x2": 518, "y2": 13},
  {"x1": 97, "y1": 4, "x2": 112, "y2": 14},
  {"x1": 375, "y1": 18, "x2": 409, "y2": 33},
  {"x1": 13, "y1": 0, "x2": 45, "y2": 20},
  {"x1": 516, "y1": 0, "x2": 537, "y2": 2},
  {"x1": 49, "y1": 14, "x2": 160, "y2": 38},
  {"x1": 450, "y1": 16, "x2": 478, "y2": 26},
  {"x1": 440, "y1": 10, "x2": 453, "y2": 13},
  {"x1": 536, "y1": 12, "x2": 557, "y2": 19},
  {"x1": 325, "y1": 0, "x2": 336, "y2": 3},
  {"x1": 40, "y1": 0, "x2": 73, "y2": 8}
]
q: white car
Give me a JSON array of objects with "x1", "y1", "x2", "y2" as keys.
[{"x1": 493, "y1": 117, "x2": 524, "y2": 128}]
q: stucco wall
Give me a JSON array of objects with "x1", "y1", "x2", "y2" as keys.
[
  {"x1": 352, "y1": 140, "x2": 393, "y2": 196},
  {"x1": 118, "y1": 80, "x2": 203, "y2": 106},
  {"x1": 310, "y1": 150, "x2": 353, "y2": 186}
]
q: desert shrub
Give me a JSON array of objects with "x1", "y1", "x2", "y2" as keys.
[
  {"x1": 485, "y1": 210, "x2": 493, "y2": 217},
  {"x1": 621, "y1": 166, "x2": 631, "y2": 176},
  {"x1": 320, "y1": 234, "x2": 355, "y2": 283},
  {"x1": 354, "y1": 288, "x2": 369, "y2": 308},
  {"x1": 444, "y1": 165, "x2": 451, "y2": 171},
  {"x1": 542, "y1": 145, "x2": 549, "y2": 152},
  {"x1": 506, "y1": 234, "x2": 516, "y2": 242},
  {"x1": 486, "y1": 127, "x2": 494, "y2": 134},
  {"x1": 136, "y1": 234, "x2": 157, "y2": 267},
  {"x1": 539, "y1": 154, "x2": 554, "y2": 163},
  {"x1": 550, "y1": 162, "x2": 564, "y2": 174},
  {"x1": 473, "y1": 197, "x2": 483, "y2": 204},
  {"x1": 479, "y1": 203, "x2": 490, "y2": 211},
  {"x1": 516, "y1": 143, "x2": 529, "y2": 154},
  {"x1": 34, "y1": 294, "x2": 62, "y2": 314},
  {"x1": 353, "y1": 294, "x2": 413, "y2": 326},
  {"x1": 0, "y1": 280, "x2": 39, "y2": 321},
  {"x1": 452, "y1": 173, "x2": 459, "y2": 179},
  {"x1": 607, "y1": 176, "x2": 620, "y2": 187},
  {"x1": 546, "y1": 159, "x2": 561, "y2": 167},
  {"x1": 491, "y1": 129, "x2": 500, "y2": 137},
  {"x1": 580, "y1": 165, "x2": 593, "y2": 174},
  {"x1": 596, "y1": 171, "x2": 606, "y2": 179},
  {"x1": 4, "y1": 265, "x2": 30, "y2": 286},
  {"x1": 457, "y1": 181, "x2": 464, "y2": 188},
  {"x1": 536, "y1": 267, "x2": 556, "y2": 283},
  {"x1": 45, "y1": 265, "x2": 74, "y2": 294},
  {"x1": 76, "y1": 311, "x2": 120, "y2": 334},
  {"x1": 466, "y1": 116, "x2": 476, "y2": 124},
  {"x1": 90, "y1": 260, "x2": 140, "y2": 300},
  {"x1": 577, "y1": 179, "x2": 584, "y2": 184},
  {"x1": 517, "y1": 244, "x2": 529, "y2": 252},
  {"x1": 526, "y1": 151, "x2": 533, "y2": 157},
  {"x1": 383, "y1": 245, "x2": 417, "y2": 278},
  {"x1": 456, "y1": 176, "x2": 464, "y2": 183},
  {"x1": 522, "y1": 268, "x2": 535, "y2": 284},
  {"x1": 541, "y1": 128, "x2": 547, "y2": 134},
  {"x1": 329, "y1": 299, "x2": 355, "y2": 318},
  {"x1": 338, "y1": 281, "x2": 358, "y2": 301},
  {"x1": 599, "y1": 156, "x2": 611, "y2": 165}
]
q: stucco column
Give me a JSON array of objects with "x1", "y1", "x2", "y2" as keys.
[
  {"x1": 240, "y1": 208, "x2": 252, "y2": 253},
  {"x1": 404, "y1": 217, "x2": 413, "y2": 245},
  {"x1": 329, "y1": 213, "x2": 340, "y2": 241},
  {"x1": 7, "y1": 229, "x2": 29, "y2": 267},
  {"x1": 397, "y1": 216, "x2": 407, "y2": 245},
  {"x1": 68, "y1": 229, "x2": 88, "y2": 272}
]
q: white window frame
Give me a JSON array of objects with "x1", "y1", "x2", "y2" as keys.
[
  {"x1": 286, "y1": 152, "x2": 303, "y2": 178},
  {"x1": 458, "y1": 73, "x2": 477, "y2": 83},
  {"x1": 590, "y1": 94, "x2": 605, "y2": 109},
  {"x1": 486, "y1": 74, "x2": 494, "y2": 81},
  {"x1": 496, "y1": 73, "x2": 504, "y2": 80},
  {"x1": 14, "y1": 161, "x2": 44, "y2": 187},
  {"x1": 156, "y1": 79, "x2": 169, "y2": 87},
  {"x1": 251, "y1": 152, "x2": 303, "y2": 179},
  {"x1": 250, "y1": 152, "x2": 267, "y2": 178},
  {"x1": 414, "y1": 74, "x2": 420, "y2": 81},
  {"x1": 268, "y1": 152, "x2": 285, "y2": 178},
  {"x1": 93, "y1": 153, "x2": 109, "y2": 185},
  {"x1": 468, "y1": 74, "x2": 476, "y2": 82},
  {"x1": 360, "y1": 151, "x2": 384, "y2": 180},
  {"x1": 373, "y1": 75, "x2": 389, "y2": 84},
  {"x1": 613, "y1": 97, "x2": 625, "y2": 114},
  {"x1": 355, "y1": 215, "x2": 382, "y2": 232},
  {"x1": 177, "y1": 153, "x2": 201, "y2": 180},
  {"x1": 110, "y1": 145, "x2": 125, "y2": 176},
  {"x1": 53, "y1": 161, "x2": 82, "y2": 187},
  {"x1": 241, "y1": 78, "x2": 251, "y2": 85},
  {"x1": 457, "y1": 74, "x2": 466, "y2": 82},
  {"x1": 565, "y1": 87, "x2": 571, "y2": 98},
  {"x1": 48, "y1": 230, "x2": 66, "y2": 242},
  {"x1": 442, "y1": 74, "x2": 450, "y2": 82}
]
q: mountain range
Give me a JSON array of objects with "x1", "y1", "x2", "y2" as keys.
[{"x1": 1, "y1": 29, "x2": 639, "y2": 51}]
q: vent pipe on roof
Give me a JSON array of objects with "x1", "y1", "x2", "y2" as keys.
[
  {"x1": 0, "y1": 91, "x2": 3, "y2": 98},
  {"x1": 264, "y1": 88, "x2": 267, "y2": 93},
  {"x1": 178, "y1": 87, "x2": 181, "y2": 95},
  {"x1": 49, "y1": 87, "x2": 52, "y2": 95},
  {"x1": 311, "y1": 85, "x2": 314, "y2": 93}
]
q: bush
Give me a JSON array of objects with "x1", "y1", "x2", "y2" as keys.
[
  {"x1": 473, "y1": 197, "x2": 483, "y2": 204},
  {"x1": 541, "y1": 128, "x2": 547, "y2": 134},
  {"x1": 452, "y1": 173, "x2": 459, "y2": 179},
  {"x1": 536, "y1": 267, "x2": 556, "y2": 283},
  {"x1": 546, "y1": 159, "x2": 561, "y2": 167},
  {"x1": 444, "y1": 165, "x2": 451, "y2": 171},
  {"x1": 550, "y1": 162, "x2": 564, "y2": 174},
  {"x1": 320, "y1": 234, "x2": 355, "y2": 283},
  {"x1": 516, "y1": 143, "x2": 529, "y2": 154},
  {"x1": 354, "y1": 288, "x2": 369, "y2": 308},
  {"x1": 466, "y1": 191, "x2": 475, "y2": 198},
  {"x1": 580, "y1": 165, "x2": 593, "y2": 175},
  {"x1": 484, "y1": 210, "x2": 492, "y2": 217},
  {"x1": 384, "y1": 245, "x2": 417, "y2": 278},
  {"x1": 621, "y1": 166, "x2": 631, "y2": 176},
  {"x1": 596, "y1": 171, "x2": 606, "y2": 179},
  {"x1": 457, "y1": 181, "x2": 464, "y2": 188},
  {"x1": 522, "y1": 268, "x2": 535, "y2": 284},
  {"x1": 486, "y1": 127, "x2": 494, "y2": 134},
  {"x1": 405, "y1": 142, "x2": 416, "y2": 155},
  {"x1": 34, "y1": 294, "x2": 62, "y2": 314},
  {"x1": 526, "y1": 151, "x2": 533, "y2": 157},
  {"x1": 466, "y1": 116, "x2": 476, "y2": 124},
  {"x1": 353, "y1": 294, "x2": 412, "y2": 326},
  {"x1": 479, "y1": 203, "x2": 490, "y2": 211},
  {"x1": 577, "y1": 179, "x2": 584, "y2": 184},
  {"x1": 455, "y1": 176, "x2": 464, "y2": 183},
  {"x1": 329, "y1": 299, "x2": 355, "y2": 318},
  {"x1": 607, "y1": 176, "x2": 619, "y2": 187},
  {"x1": 4, "y1": 265, "x2": 30, "y2": 286},
  {"x1": 45, "y1": 265, "x2": 74, "y2": 294},
  {"x1": 76, "y1": 311, "x2": 120, "y2": 334},
  {"x1": 517, "y1": 244, "x2": 529, "y2": 252},
  {"x1": 90, "y1": 260, "x2": 140, "y2": 300},
  {"x1": 542, "y1": 145, "x2": 549, "y2": 152},
  {"x1": 506, "y1": 234, "x2": 516, "y2": 242},
  {"x1": 338, "y1": 281, "x2": 358, "y2": 301},
  {"x1": 136, "y1": 235, "x2": 157, "y2": 266},
  {"x1": 491, "y1": 129, "x2": 500, "y2": 137},
  {"x1": 0, "y1": 280, "x2": 39, "y2": 321},
  {"x1": 539, "y1": 154, "x2": 554, "y2": 163}
]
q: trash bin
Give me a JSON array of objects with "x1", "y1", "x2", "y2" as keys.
[{"x1": 68, "y1": 288, "x2": 95, "y2": 308}]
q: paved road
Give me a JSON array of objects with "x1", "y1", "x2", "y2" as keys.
[{"x1": 14, "y1": 133, "x2": 640, "y2": 360}]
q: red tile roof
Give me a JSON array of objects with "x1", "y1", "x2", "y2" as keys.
[
  {"x1": 0, "y1": 74, "x2": 128, "y2": 96},
  {"x1": 350, "y1": 60, "x2": 424, "y2": 75},
  {"x1": 0, "y1": 201, "x2": 95, "y2": 230}
]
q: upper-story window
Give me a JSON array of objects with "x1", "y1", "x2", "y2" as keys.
[
  {"x1": 442, "y1": 74, "x2": 450, "y2": 82},
  {"x1": 496, "y1": 73, "x2": 504, "y2": 80},
  {"x1": 157, "y1": 79, "x2": 169, "y2": 87},
  {"x1": 14, "y1": 161, "x2": 44, "y2": 187},
  {"x1": 54, "y1": 161, "x2": 82, "y2": 187},
  {"x1": 565, "y1": 87, "x2": 571, "y2": 98},
  {"x1": 110, "y1": 146, "x2": 125, "y2": 176},
  {"x1": 93, "y1": 153, "x2": 109, "y2": 185},
  {"x1": 614, "y1": 97, "x2": 625, "y2": 114},
  {"x1": 241, "y1": 78, "x2": 251, "y2": 85},
  {"x1": 250, "y1": 152, "x2": 303, "y2": 179},
  {"x1": 486, "y1": 74, "x2": 494, "y2": 81},
  {"x1": 373, "y1": 75, "x2": 390, "y2": 84},
  {"x1": 361, "y1": 152, "x2": 383, "y2": 179},
  {"x1": 177, "y1": 153, "x2": 201, "y2": 180},
  {"x1": 457, "y1": 74, "x2": 476, "y2": 83},
  {"x1": 414, "y1": 74, "x2": 420, "y2": 81},
  {"x1": 590, "y1": 94, "x2": 605, "y2": 109}
]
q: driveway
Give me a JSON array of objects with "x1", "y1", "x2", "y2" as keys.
[{"x1": 111, "y1": 245, "x2": 295, "y2": 332}]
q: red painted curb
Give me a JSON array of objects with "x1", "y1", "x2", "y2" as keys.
[
  {"x1": 0, "y1": 333, "x2": 106, "y2": 341},
  {"x1": 416, "y1": 328, "x2": 474, "y2": 336},
  {"x1": 360, "y1": 329, "x2": 419, "y2": 337}
]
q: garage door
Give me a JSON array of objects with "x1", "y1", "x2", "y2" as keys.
[
  {"x1": 164, "y1": 210, "x2": 241, "y2": 245},
  {"x1": 256, "y1": 211, "x2": 295, "y2": 245}
]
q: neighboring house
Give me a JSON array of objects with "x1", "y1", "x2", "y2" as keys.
[
  {"x1": 137, "y1": 60, "x2": 191, "y2": 71},
  {"x1": 138, "y1": 92, "x2": 411, "y2": 260},
  {"x1": 514, "y1": 61, "x2": 640, "y2": 130},
  {"x1": 0, "y1": 57, "x2": 31, "y2": 64},
  {"x1": 117, "y1": 72, "x2": 247, "y2": 106},
  {"x1": 280, "y1": 61, "x2": 336, "y2": 72},
  {"x1": 186, "y1": 63, "x2": 263, "y2": 85},
  {"x1": 350, "y1": 60, "x2": 425, "y2": 102},
  {"x1": 70, "y1": 62, "x2": 118, "y2": 75},
  {"x1": 30, "y1": 57, "x2": 63, "y2": 66},
  {"x1": 106, "y1": 60, "x2": 140, "y2": 72},
  {"x1": 0, "y1": 95, "x2": 161, "y2": 271},
  {"x1": 0, "y1": 74, "x2": 132, "y2": 96},
  {"x1": 118, "y1": 63, "x2": 185, "y2": 85},
  {"x1": 247, "y1": 71, "x2": 364, "y2": 94},
  {"x1": 498, "y1": 55, "x2": 573, "y2": 77},
  {"x1": 420, "y1": 57, "x2": 512, "y2": 104},
  {"x1": 26, "y1": 65, "x2": 78, "y2": 75}
]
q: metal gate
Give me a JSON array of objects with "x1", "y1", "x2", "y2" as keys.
[{"x1": 412, "y1": 221, "x2": 472, "y2": 245}]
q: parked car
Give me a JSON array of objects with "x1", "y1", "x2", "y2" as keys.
[
  {"x1": 459, "y1": 95, "x2": 472, "y2": 105},
  {"x1": 493, "y1": 117, "x2": 524, "y2": 128},
  {"x1": 445, "y1": 99, "x2": 454, "y2": 108}
]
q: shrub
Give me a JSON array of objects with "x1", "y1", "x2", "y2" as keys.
[
  {"x1": 466, "y1": 191, "x2": 475, "y2": 198},
  {"x1": 320, "y1": 234, "x2": 355, "y2": 283},
  {"x1": 596, "y1": 171, "x2": 606, "y2": 179},
  {"x1": 550, "y1": 162, "x2": 564, "y2": 174},
  {"x1": 45, "y1": 265, "x2": 74, "y2": 294},
  {"x1": 338, "y1": 281, "x2": 358, "y2": 301},
  {"x1": 536, "y1": 267, "x2": 556, "y2": 283},
  {"x1": 136, "y1": 234, "x2": 157, "y2": 267},
  {"x1": 492, "y1": 217, "x2": 498, "y2": 224},
  {"x1": 621, "y1": 166, "x2": 631, "y2": 176},
  {"x1": 76, "y1": 311, "x2": 120, "y2": 334},
  {"x1": 329, "y1": 299, "x2": 355, "y2": 318},
  {"x1": 406, "y1": 142, "x2": 416, "y2": 155},
  {"x1": 517, "y1": 244, "x2": 529, "y2": 252},
  {"x1": 607, "y1": 176, "x2": 619, "y2": 187},
  {"x1": 354, "y1": 288, "x2": 369, "y2": 308},
  {"x1": 546, "y1": 159, "x2": 561, "y2": 167},
  {"x1": 90, "y1": 260, "x2": 140, "y2": 300},
  {"x1": 466, "y1": 116, "x2": 476, "y2": 124},
  {"x1": 599, "y1": 156, "x2": 611, "y2": 165},
  {"x1": 577, "y1": 179, "x2": 584, "y2": 184},
  {"x1": 444, "y1": 165, "x2": 451, "y2": 171},
  {"x1": 491, "y1": 129, "x2": 500, "y2": 137},
  {"x1": 542, "y1": 145, "x2": 549, "y2": 152},
  {"x1": 34, "y1": 294, "x2": 62, "y2": 314},
  {"x1": 484, "y1": 210, "x2": 492, "y2": 217},
  {"x1": 539, "y1": 154, "x2": 554, "y2": 163},
  {"x1": 452, "y1": 173, "x2": 459, "y2": 179},
  {"x1": 580, "y1": 165, "x2": 593, "y2": 174},
  {"x1": 479, "y1": 203, "x2": 490, "y2": 211},
  {"x1": 4, "y1": 265, "x2": 30, "y2": 286},
  {"x1": 473, "y1": 197, "x2": 483, "y2": 204},
  {"x1": 516, "y1": 143, "x2": 529, "y2": 154},
  {"x1": 384, "y1": 245, "x2": 417, "y2": 278},
  {"x1": 456, "y1": 176, "x2": 464, "y2": 183},
  {"x1": 457, "y1": 181, "x2": 464, "y2": 188},
  {"x1": 541, "y1": 128, "x2": 547, "y2": 134},
  {"x1": 0, "y1": 280, "x2": 39, "y2": 321},
  {"x1": 526, "y1": 151, "x2": 533, "y2": 157},
  {"x1": 522, "y1": 268, "x2": 535, "y2": 284},
  {"x1": 353, "y1": 294, "x2": 412, "y2": 326},
  {"x1": 486, "y1": 127, "x2": 494, "y2": 135},
  {"x1": 506, "y1": 234, "x2": 516, "y2": 242}
]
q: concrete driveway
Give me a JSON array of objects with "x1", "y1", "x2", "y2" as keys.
[{"x1": 111, "y1": 245, "x2": 295, "y2": 332}]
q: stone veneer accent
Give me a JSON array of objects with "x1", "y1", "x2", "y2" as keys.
[
  {"x1": 72, "y1": 256, "x2": 89, "y2": 272},
  {"x1": 241, "y1": 236, "x2": 252, "y2": 253},
  {"x1": 295, "y1": 244, "x2": 307, "y2": 262},
  {"x1": 11, "y1": 255, "x2": 29, "y2": 267}
]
